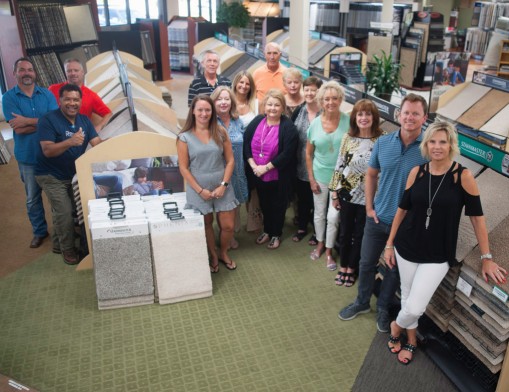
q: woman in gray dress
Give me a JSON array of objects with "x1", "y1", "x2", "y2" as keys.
[{"x1": 177, "y1": 95, "x2": 239, "y2": 273}]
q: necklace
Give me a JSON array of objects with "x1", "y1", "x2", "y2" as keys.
[
  {"x1": 259, "y1": 121, "x2": 276, "y2": 157},
  {"x1": 426, "y1": 163, "x2": 450, "y2": 230}
]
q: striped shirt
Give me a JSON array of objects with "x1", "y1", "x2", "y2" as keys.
[
  {"x1": 369, "y1": 130, "x2": 427, "y2": 225},
  {"x1": 187, "y1": 74, "x2": 231, "y2": 105}
]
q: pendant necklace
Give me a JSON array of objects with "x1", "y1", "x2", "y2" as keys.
[
  {"x1": 259, "y1": 122, "x2": 275, "y2": 157},
  {"x1": 426, "y1": 163, "x2": 449, "y2": 230}
]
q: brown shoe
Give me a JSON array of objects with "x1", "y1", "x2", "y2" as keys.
[
  {"x1": 62, "y1": 249, "x2": 79, "y2": 265},
  {"x1": 30, "y1": 232, "x2": 49, "y2": 248}
]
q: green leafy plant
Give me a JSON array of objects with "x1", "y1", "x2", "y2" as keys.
[
  {"x1": 365, "y1": 50, "x2": 404, "y2": 100},
  {"x1": 216, "y1": 2, "x2": 250, "y2": 28}
]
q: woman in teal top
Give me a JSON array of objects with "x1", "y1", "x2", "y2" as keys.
[{"x1": 306, "y1": 81, "x2": 349, "y2": 271}]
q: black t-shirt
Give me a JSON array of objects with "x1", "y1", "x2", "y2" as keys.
[{"x1": 394, "y1": 162, "x2": 483, "y2": 266}]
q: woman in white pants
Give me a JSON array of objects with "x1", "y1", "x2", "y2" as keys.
[
  {"x1": 384, "y1": 121, "x2": 507, "y2": 365},
  {"x1": 306, "y1": 81, "x2": 349, "y2": 270}
]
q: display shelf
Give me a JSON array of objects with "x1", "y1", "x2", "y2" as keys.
[{"x1": 498, "y1": 40, "x2": 509, "y2": 78}]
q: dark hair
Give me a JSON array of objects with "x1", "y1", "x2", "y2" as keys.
[
  {"x1": 180, "y1": 94, "x2": 226, "y2": 147},
  {"x1": 349, "y1": 99, "x2": 382, "y2": 138},
  {"x1": 134, "y1": 166, "x2": 148, "y2": 179},
  {"x1": 400, "y1": 93, "x2": 427, "y2": 115},
  {"x1": 13, "y1": 57, "x2": 35, "y2": 72},
  {"x1": 59, "y1": 83, "x2": 82, "y2": 98},
  {"x1": 302, "y1": 76, "x2": 323, "y2": 89}
]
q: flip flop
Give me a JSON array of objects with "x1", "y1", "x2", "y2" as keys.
[
  {"x1": 219, "y1": 258, "x2": 237, "y2": 271},
  {"x1": 209, "y1": 262, "x2": 219, "y2": 273}
]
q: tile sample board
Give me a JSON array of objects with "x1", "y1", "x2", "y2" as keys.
[
  {"x1": 436, "y1": 83, "x2": 491, "y2": 121},
  {"x1": 480, "y1": 103, "x2": 509, "y2": 138},
  {"x1": 457, "y1": 89, "x2": 509, "y2": 130}
]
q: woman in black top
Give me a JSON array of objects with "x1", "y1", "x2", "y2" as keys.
[{"x1": 384, "y1": 121, "x2": 507, "y2": 365}]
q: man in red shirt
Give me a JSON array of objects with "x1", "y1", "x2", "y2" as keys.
[{"x1": 49, "y1": 59, "x2": 112, "y2": 132}]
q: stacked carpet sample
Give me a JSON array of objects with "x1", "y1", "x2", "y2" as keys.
[
  {"x1": 88, "y1": 193, "x2": 211, "y2": 310},
  {"x1": 423, "y1": 169, "x2": 509, "y2": 374}
]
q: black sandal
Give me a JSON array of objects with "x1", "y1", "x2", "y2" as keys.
[
  {"x1": 387, "y1": 334, "x2": 401, "y2": 354},
  {"x1": 292, "y1": 230, "x2": 308, "y2": 242},
  {"x1": 335, "y1": 271, "x2": 346, "y2": 286},
  {"x1": 344, "y1": 273, "x2": 356, "y2": 287},
  {"x1": 398, "y1": 343, "x2": 416, "y2": 365},
  {"x1": 308, "y1": 234, "x2": 318, "y2": 246}
]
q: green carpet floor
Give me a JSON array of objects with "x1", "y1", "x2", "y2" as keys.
[{"x1": 0, "y1": 224, "x2": 377, "y2": 391}]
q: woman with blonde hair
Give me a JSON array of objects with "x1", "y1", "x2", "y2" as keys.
[
  {"x1": 384, "y1": 121, "x2": 507, "y2": 365},
  {"x1": 231, "y1": 70, "x2": 258, "y2": 127},
  {"x1": 306, "y1": 81, "x2": 349, "y2": 270},
  {"x1": 177, "y1": 94, "x2": 239, "y2": 272},
  {"x1": 211, "y1": 86, "x2": 248, "y2": 249},
  {"x1": 244, "y1": 89, "x2": 298, "y2": 249},
  {"x1": 283, "y1": 68, "x2": 304, "y2": 116}
]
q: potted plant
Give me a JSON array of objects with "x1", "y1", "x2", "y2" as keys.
[
  {"x1": 365, "y1": 50, "x2": 404, "y2": 101},
  {"x1": 216, "y1": 2, "x2": 250, "y2": 39}
]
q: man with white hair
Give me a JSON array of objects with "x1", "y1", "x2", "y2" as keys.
[
  {"x1": 188, "y1": 50, "x2": 231, "y2": 105},
  {"x1": 253, "y1": 42, "x2": 287, "y2": 103}
]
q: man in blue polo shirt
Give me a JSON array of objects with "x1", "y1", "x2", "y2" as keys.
[
  {"x1": 2, "y1": 57, "x2": 58, "y2": 248},
  {"x1": 35, "y1": 84, "x2": 101, "y2": 265},
  {"x1": 338, "y1": 93, "x2": 428, "y2": 333}
]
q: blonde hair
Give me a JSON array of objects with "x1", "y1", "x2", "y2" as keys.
[
  {"x1": 231, "y1": 71, "x2": 256, "y2": 113},
  {"x1": 283, "y1": 68, "x2": 303, "y2": 83},
  {"x1": 316, "y1": 80, "x2": 345, "y2": 105},
  {"x1": 420, "y1": 121, "x2": 459, "y2": 160},
  {"x1": 262, "y1": 89, "x2": 287, "y2": 116},
  {"x1": 211, "y1": 86, "x2": 239, "y2": 120}
]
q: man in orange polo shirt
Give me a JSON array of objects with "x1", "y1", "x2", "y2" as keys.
[
  {"x1": 49, "y1": 59, "x2": 112, "y2": 132},
  {"x1": 253, "y1": 42, "x2": 287, "y2": 107}
]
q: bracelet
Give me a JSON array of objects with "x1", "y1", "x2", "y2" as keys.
[
  {"x1": 198, "y1": 188, "x2": 203, "y2": 195},
  {"x1": 385, "y1": 245, "x2": 394, "y2": 249},
  {"x1": 331, "y1": 196, "x2": 339, "y2": 200},
  {"x1": 265, "y1": 164, "x2": 270, "y2": 171},
  {"x1": 480, "y1": 253, "x2": 493, "y2": 261}
]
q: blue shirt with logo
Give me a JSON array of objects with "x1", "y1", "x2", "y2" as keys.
[
  {"x1": 369, "y1": 130, "x2": 427, "y2": 225},
  {"x1": 36, "y1": 109, "x2": 98, "y2": 180},
  {"x1": 2, "y1": 85, "x2": 58, "y2": 164}
]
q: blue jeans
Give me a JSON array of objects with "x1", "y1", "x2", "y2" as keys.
[
  {"x1": 354, "y1": 217, "x2": 400, "y2": 312},
  {"x1": 18, "y1": 162, "x2": 47, "y2": 237}
]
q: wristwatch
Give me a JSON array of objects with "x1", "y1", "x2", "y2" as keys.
[
  {"x1": 221, "y1": 181, "x2": 229, "y2": 187},
  {"x1": 480, "y1": 253, "x2": 493, "y2": 261}
]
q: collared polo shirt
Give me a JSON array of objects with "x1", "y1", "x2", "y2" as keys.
[
  {"x1": 2, "y1": 85, "x2": 58, "y2": 164},
  {"x1": 187, "y1": 74, "x2": 231, "y2": 105},
  {"x1": 369, "y1": 129, "x2": 427, "y2": 225}
]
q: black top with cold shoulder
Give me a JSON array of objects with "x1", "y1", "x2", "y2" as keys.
[{"x1": 394, "y1": 162, "x2": 483, "y2": 266}]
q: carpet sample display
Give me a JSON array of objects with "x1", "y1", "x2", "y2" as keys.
[
  {"x1": 455, "y1": 169, "x2": 509, "y2": 261},
  {"x1": 457, "y1": 89, "x2": 509, "y2": 130},
  {"x1": 149, "y1": 205, "x2": 212, "y2": 305},
  {"x1": 90, "y1": 218, "x2": 154, "y2": 310},
  {"x1": 480, "y1": 103, "x2": 509, "y2": 138},
  {"x1": 436, "y1": 83, "x2": 491, "y2": 121},
  {"x1": 400, "y1": 47, "x2": 417, "y2": 87}
]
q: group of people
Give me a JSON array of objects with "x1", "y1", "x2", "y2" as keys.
[
  {"x1": 2, "y1": 57, "x2": 109, "y2": 264},
  {"x1": 179, "y1": 42, "x2": 507, "y2": 366},
  {"x1": 4, "y1": 43, "x2": 507, "y2": 367}
]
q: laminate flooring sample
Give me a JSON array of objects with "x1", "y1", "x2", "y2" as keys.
[
  {"x1": 480, "y1": 103, "x2": 509, "y2": 138},
  {"x1": 457, "y1": 89, "x2": 509, "y2": 130},
  {"x1": 436, "y1": 83, "x2": 491, "y2": 121}
]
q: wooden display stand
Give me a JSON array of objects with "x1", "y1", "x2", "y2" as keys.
[
  {"x1": 497, "y1": 40, "x2": 509, "y2": 79},
  {"x1": 75, "y1": 132, "x2": 178, "y2": 271}
]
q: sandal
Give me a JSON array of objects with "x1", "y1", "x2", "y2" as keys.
[
  {"x1": 387, "y1": 334, "x2": 401, "y2": 354},
  {"x1": 310, "y1": 248, "x2": 324, "y2": 261},
  {"x1": 219, "y1": 258, "x2": 236, "y2": 271},
  {"x1": 398, "y1": 343, "x2": 416, "y2": 365},
  {"x1": 308, "y1": 234, "x2": 318, "y2": 246},
  {"x1": 256, "y1": 232, "x2": 270, "y2": 245},
  {"x1": 326, "y1": 256, "x2": 337, "y2": 271},
  {"x1": 209, "y1": 261, "x2": 219, "y2": 273},
  {"x1": 292, "y1": 230, "x2": 308, "y2": 242},
  {"x1": 267, "y1": 236, "x2": 281, "y2": 250},
  {"x1": 344, "y1": 272, "x2": 356, "y2": 287},
  {"x1": 335, "y1": 271, "x2": 346, "y2": 286}
]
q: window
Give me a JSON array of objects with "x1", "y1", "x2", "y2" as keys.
[
  {"x1": 98, "y1": 0, "x2": 160, "y2": 27},
  {"x1": 178, "y1": 0, "x2": 217, "y2": 22}
]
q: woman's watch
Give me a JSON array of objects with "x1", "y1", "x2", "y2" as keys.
[{"x1": 221, "y1": 181, "x2": 229, "y2": 187}]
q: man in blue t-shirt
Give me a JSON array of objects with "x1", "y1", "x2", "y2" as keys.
[
  {"x1": 2, "y1": 57, "x2": 59, "y2": 249},
  {"x1": 338, "y1": 94, "x2": 428, "y2": 333},
  {"x1": 35, "y1": 84, "x2": 101, "y2": 265}
]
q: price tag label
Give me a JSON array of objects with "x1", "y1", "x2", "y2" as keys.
[
  {"x1": 492, "y1": 286, "x2": 509, "y2": 303},
  {"x1": 456, "y1": 277, "x2": 472, "y2": 297}
]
